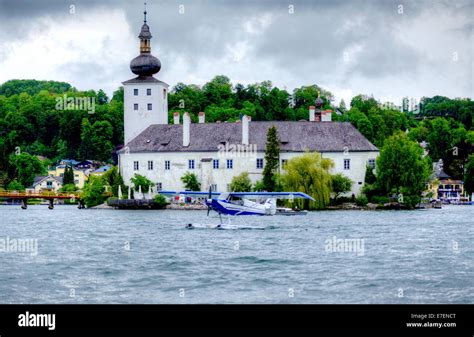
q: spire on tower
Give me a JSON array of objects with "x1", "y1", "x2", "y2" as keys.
[{"x1": 144, "y1": 2, "x2": 147, "y2": 23}]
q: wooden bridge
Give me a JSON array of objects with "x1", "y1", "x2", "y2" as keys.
[{"x1": 0, "y1": 190, "x2": 84, "y2": 209}]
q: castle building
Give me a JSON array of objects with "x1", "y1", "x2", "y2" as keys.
[{"x1": 118, "y1": 9, "x2": 379, "y2": 196}]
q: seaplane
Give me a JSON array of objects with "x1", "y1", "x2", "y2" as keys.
[{"x1": 159, "y1": 188, "x2": 314, "y2": 230}]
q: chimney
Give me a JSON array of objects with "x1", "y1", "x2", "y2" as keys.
[
  {"x1": 198, "y1": 111, "x2": 205, "y2": 123},
  {"x1": 321, "y1": 110, "x2": 332, "y2": 122},
  {"x1": 173, "y1": 112, "x2": 180, "y2": 125},
  {"x1": 183, "y1": 112, "x2": 190, "y2": 147},
  {"x1": 309, "y1": 106, "x2": 315, "y2": 122},
  {"x1": 242, "y1": 115, "x2": 250, "y2": 145}
]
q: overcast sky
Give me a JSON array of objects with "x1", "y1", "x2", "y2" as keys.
[{"x1": 0, "y1": 0, "x2": 472, "y2": 105}]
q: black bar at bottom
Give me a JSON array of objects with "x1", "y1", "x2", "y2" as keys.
[{"x1": 0, "y1": 304, "x2": 471, "y2": 335}]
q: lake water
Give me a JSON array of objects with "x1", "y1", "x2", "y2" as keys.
[{"x1": 0, "y1": 205, "x2": 472, "y2": 304}]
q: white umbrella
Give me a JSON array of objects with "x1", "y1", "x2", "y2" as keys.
[{"x1": 128, "y1": 185, "x2": 131, "y2": 200}]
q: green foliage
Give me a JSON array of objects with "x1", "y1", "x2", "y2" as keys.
[
  {"x1": 280, "y1": 152, "x2": 334, "y2": 210},
  {"x1": 253, "y1": 180, "x2": 265, "y2": 192},
  {"x1": 79, "y1": 119, "x2": 113, "y2": 162},
  {"x1": 370, "y1": 195, "x2": 389, "y2": 205},
  {"x1": 153, "y1": 194, "x2": 169, "y2": 208},
  {"x1": 331, "y1": 173, "x2": 353, "y2": 199},
  {"x1": 355, "y1": 195, "x2": 368, "y2": 206},
  {"x1": 376, "y1": 132, "x2": 431, "y2": 198},
  {"x1": 59, "y1": 183, "x2": 78, "y2": 192},
  {"x1": 102, "y1": 166, "x2": 126, "y2": 197},
  {"x1": 343, "y1": 100, "x2": 409, "y2": 147},
  {"x1": 181, "y1": 172, "x2": 201, "y2": 191},
  {"x1": 464, "y1": 154, "x2": 474, "y2": 195},
  {"x1": 130, "y1": 174, "x2": 154, "y2": 193},
  {"x1": 0, "y1": 79, "x2": 72, "y2": 96},
  {"x1": 7, "y1": 179, "x2": 24, "y2": 191},
  {"x1": 230, "y1": 172, "x2": 253, "y2": 192},
  {"x1": 62, "y1": 165, "x2": 75, "y2": 185},
  {"x1": 364, "y1": 165, "x2": 376, "y2": 185},
  {"x1": 8, "y1": 152, "x2": 45, "y2": 187},
  {"x1": 262, "y1": 126, "x2": 280, "y2": 191},
  {"x1": 81, "y1": 175, "x2": 106, "y2": 208}
]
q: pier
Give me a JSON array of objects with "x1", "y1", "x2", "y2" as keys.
[{"x1": 0, "y1": 191, "x2": 84, "y2": 209}]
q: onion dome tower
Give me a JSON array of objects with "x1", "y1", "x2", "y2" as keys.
[
  {"x1": 122, "y1": 3, "x2": 169, "y2": 146},
  {"x1": 130, "y1": 5, "x2": 161, "y2": 77}
]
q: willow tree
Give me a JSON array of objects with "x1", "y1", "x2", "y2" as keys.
[{"x1": 280, "y1": 152, "x2": 334, "y2": 210}]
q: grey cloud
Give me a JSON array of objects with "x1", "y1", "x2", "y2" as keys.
[{"x1": 0, "y1": 0, "x2": 472, "y2": 100}]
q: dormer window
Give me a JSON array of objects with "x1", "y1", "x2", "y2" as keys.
[{"x1": 134, "y1": 89, "x2": 138, "y2": 96}]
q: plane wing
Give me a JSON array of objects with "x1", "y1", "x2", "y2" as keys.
[
  {"x1": 158, "y1": 190, "x2": 315, "y2": 201},
  {"x1": 158, "y1": 190, "x2": 222, "y2": 197},
  {"x1": 227, "y1": 192, "x2": 315, "y2": 201}
]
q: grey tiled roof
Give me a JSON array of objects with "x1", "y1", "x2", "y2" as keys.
[{"x1": 124, "y1": 121, "x2": 379, "y2": 153}]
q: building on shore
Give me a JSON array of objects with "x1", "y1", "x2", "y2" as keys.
[
  {"x1": 27, "y1": 175, "x2": 63, "y2": 193},
  {"x1": 118, "y1": 9, "x2": 379, "y2": 196}
]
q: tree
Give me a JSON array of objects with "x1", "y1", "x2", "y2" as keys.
[
  {"x1": 102, "y1": 166, "x2": 126, "y2": 197},
  {"x1": 331, "y1": 173, "x2": 353, "y2": 200},
  {"x1": 62, "y1": 165, "x2": 75, "y2": 185},
  {"x1": 339, "y1": 99, "x2": 347, "y2": 113},
  {"x1": 230, "y1": 172, "x2": 252, "y2": 192},
  {"x1": 153, "y1": 194, "x2": 169, "y2": 208},
  {"x1": 181, "y1": 172, "x2": 201, "y2": 191},
  {"x1": 262, "y1": 125, "x2": 280, "y2": 191},
  {"x1": 130, "y1": 174, "x2": 154, "y2": 193},
  {"x1": 280, "y1": 152, "x2": 334, "y2": 210},
  {"x1": 376, "y1": 132, "x2": 431, "y2": 207},
  {"x1": 464, "y1": 154, "x2": 474, "y2": 196},
  {"x1": 364, "y1": 165, "x2": 376, "y2": 185},
  {"x1": 59, "y1": 183, "x2": 78, "y2": 192},
  {"x1": 90, "y1": 120, "x2": 113, "y2": 162},
  {"x1": 81, "y1": 175, "x2": 106, "y2": 208},
  {"x1": 426, "y1": 118, "x2": 453, "y2": 162},
  {"x1": 7, "y1": 179, "x2": 24, "y2": 191},
  {"x1": 8, "y1": 152, "x2": 45, "y2": 188}
]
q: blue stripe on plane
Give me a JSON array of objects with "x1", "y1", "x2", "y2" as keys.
[{"x1": 211, "y1": 199, "x2": 264, "y2": 216}]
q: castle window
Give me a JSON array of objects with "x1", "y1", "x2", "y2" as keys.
[
  {"x1": 213, "y1": 159, "x2": 219, "y2": 169},
  {"x1": 211, "y1": 184, "x2": 217, "y2": 192},
  {"x1": 256, "y1": 158, "x2": 264, "y2": 169},
  {"x1": 368, "y1": 159, "x2": 376, "y2": 168},
  {"x1": 189, "y1": 159, "x2": 195, "y2": 170},
  {"x1": 227, "y1": 159, "x2": 233, "y2": 169},
  {"x1": 281, "y1": 159, "x2": 288, "y2": 168},
  {"x1": 147, "y1": 88, "x2": 151, "y2": 96},
  {"x1": 134, "y1": 161, "x2": 139, "y2": 171},
  {"x1": 148, "y1": 161, "x2": 153, "y2": 170},
  {"x1": 134, "y1": 89, "x2": 138, "y2": 96},
  {"x1": 165, "y1": 160, "x2": 170, "y2": 170},
  {"x1": 148, "y1": 103, "x2": 152, "y2": 110},
  {"x1": 156, "y1": 182, "x2": 162, "y2": 191},
  {"x1": 134, "y1": 103, "x2": 138, "y2": 110},
  {"x1": 344, "y1": 159, "x2": 350, "y2": 170}
]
